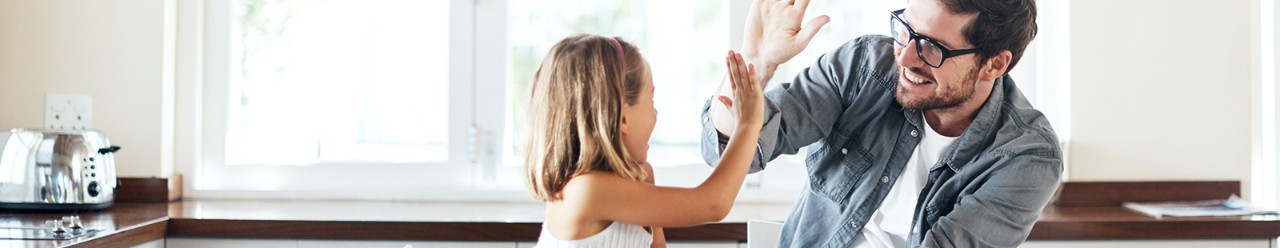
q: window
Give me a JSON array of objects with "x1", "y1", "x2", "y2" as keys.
[
  {"x1": 500, "y1": 1, "x2": 911, "y2": 171},
  {"x1": 226, "y1": 0, "x2": 449, "y2": 165},
  {"x1": 495, "y1": 0, "x2": 1044, "y2": 192},
  {"x1": 193, "y1": 0, "x2": 475, "y2": 196},
  {"x1": 497, "y1": 0, "x2": 732, "y2": 189},
  {"x1": 185, "y1": 0, "x2": 1051, "y2": 201}
]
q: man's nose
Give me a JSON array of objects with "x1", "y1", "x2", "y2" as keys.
[{"x1": 896, "y1": 40, "x2": 927, "y2": 68}]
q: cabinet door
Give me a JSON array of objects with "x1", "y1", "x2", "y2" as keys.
[
  {"x1": 131, "y1": 239, "x2": 165, "y2": 248},
  {"x1": 1020, "y1": 239, "x2": 1270, "y2": 248},
  {"x1": 668, "y1": 242, "x2": 740, "y2": 248},
  {"x1": 167, "y1": 238, "x2": 298, "y2": 248},
  {"x1": 519, "y1": 241, "x2": 740, "y2": 248},
  {"x1": 298, "y1": 240, "x2": 512, "y2": 248}
]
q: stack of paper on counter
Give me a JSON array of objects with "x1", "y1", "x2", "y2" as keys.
[{"x1": 1122, "y1": 195, "x2": 1279, "y2": 218}]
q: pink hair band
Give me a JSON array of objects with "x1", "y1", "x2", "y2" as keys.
[{"x1": 609, "y1": 37, "x2": 626, "y2": 68}]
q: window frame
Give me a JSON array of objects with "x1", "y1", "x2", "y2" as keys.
[
  {"x1": 180, "y1": 0, "x2": 482, "y2": 200},
  {"x1": 1251, "y1": 0, "x2": 1279, "y2": 210}
]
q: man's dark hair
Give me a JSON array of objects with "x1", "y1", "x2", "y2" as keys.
[{"x1": 941, "y1": 0, "x2": 1037, "y2": 73}]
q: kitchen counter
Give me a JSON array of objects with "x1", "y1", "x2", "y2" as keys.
[
  {"x1": 1031, "y1": 205, "x2": 1280, "y2": 240},
  {"x1": 0, "y1": 203, "x2": 169, "y2": 248},
  {"x1": 0, "y1": 200, "x2": 789, "y2": 247},
  {"x1": 164, "y1": 200, "x2": 789, "y2": 241},
  {"x1": 3, "y1": 181, "x2": 1279, "y2": 247},
  {"x1": 1028, "y1": 181, "x2": 1280, "y2": 240}
]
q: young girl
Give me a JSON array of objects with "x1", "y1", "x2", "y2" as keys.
[{"x1": 524, "y1": 34, "x2": 764, "y2": 248}]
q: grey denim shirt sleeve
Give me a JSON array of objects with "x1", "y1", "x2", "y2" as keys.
[
  {"x1": 699, "y1": 36, "x2": 883, "y2": 173},
  {"x1": 916, "y1": 151, "x2": 1062, "y2": 248}
]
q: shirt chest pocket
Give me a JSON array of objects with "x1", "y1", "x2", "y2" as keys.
[{"x1": 805, "y1": 136, "x2": 874, "y2": 205}]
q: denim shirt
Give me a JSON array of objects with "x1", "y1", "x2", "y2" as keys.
[{"x1": 700, "y1": 35, "x2": 1062, "y2": 248}]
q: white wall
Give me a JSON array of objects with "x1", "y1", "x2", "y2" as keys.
[
  {"x1": 0, "y1": 0, "x2": 175, "y2": 178},
  {"x1": 1066, "y1": 0, "x2": 1256, "y2": 195}
]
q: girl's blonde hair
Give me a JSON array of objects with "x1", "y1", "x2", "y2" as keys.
[{"x1": 524, "y1": 34, "x2": 650, "y2": 202}]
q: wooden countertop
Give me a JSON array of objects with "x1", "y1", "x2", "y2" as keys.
[
  {"x1": 3, "y1": 181, "x2": 1279, "y2": 247},
  {"x1": 1031, "y1": 206, "x2": 1280, "y2": 240},
  {"x1": 0, "y1": 200, "x2": 787, "y2": 247},
  {"x1": 1030, "y1": 180, "x2": 1280, "y2": 240},
  {"x1": 162, "y1": 200, "x2": 789, "y2": 241}
]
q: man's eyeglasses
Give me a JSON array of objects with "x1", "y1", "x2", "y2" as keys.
[{"x1": 890, "y1": 9, "x2": 978, "y2": 68}]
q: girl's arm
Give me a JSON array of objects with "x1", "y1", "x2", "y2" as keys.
[
  {"x1": 651, "y1": 228, "x2": 665, "y2": 248},
  {"x1": 642, "y1": 163, "x2": 666, "y2": 248},
  {"x1": 560, "y1": 50, "x2": 764, "y2": 228}
]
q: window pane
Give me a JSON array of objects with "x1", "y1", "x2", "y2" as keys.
[
  {"x1": 504, "y1": 0, "x2": 729, "y2": 167},
  {"x1": 227, "y1": 0, "x2": 449, "y2": 165},
  {"x1": 772, "y1": 0, "x2": 902, "y2": 87}
]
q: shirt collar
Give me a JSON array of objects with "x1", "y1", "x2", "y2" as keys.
[
  {"x1": 897, "y1": 76, "x2": 1008, "y2": 172},
  {"x1": 940, "y1": 76, "x2": 1007, "y2": 171}
]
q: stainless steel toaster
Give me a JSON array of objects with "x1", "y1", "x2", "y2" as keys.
[{"x1": 0, "y1": 129, "x2": 119, "y2": 210}]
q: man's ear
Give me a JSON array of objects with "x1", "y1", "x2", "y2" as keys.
[{"x1": 979, "y1": 50, "x2": 1013, "y2": 82}]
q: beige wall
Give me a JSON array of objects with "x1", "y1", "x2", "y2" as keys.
[
  {"x1": 1067, "y1": 0, "x2": 1255, "y2": 192},
  {"x1": 0, "y1": 1, "x2": 1263, "y2": 188},
  {"x1": 0, "y1": 0, "x2": 173, "y2": 178}
]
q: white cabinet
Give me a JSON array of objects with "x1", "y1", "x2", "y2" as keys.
[
  {"x1": 522, "y1": 241, "x2": 741, "y2": 248},
  {"x1": 524, "y1": 241, "x2": 743, "y2": 248},
  {"x1": 167, "y1": 238, "x2": 298, "y2": 248},
  {"x1": 667, "y1": 241, "x2": 742, "y2": 248},
  {"x1": 726, "y1": 239, "x2": 1273, "y2": 248},
  {"x1": 170, "y1": 238, "x2": 518, "y2": 248},
  {"x1": 167, "y1": 238, "x2": 741, "y2": 248},
  {"x1": 131, "y1": 239, "x2": 165, "y2": 248},
  {"x1": 1020, "y1": 239, "x2": 1272, "y2": 248},
  {"x1": 299, "y1": 240, "x2": 514, "y2": 248},
  {"x1": 163, "y1": 238, "x2": 1280, "y2": 248}
]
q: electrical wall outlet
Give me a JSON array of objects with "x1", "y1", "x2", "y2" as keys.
[{"x1": 45, "y1": 94, "x2": 93, "y2": 131}]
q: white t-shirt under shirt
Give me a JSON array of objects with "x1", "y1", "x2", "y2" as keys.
[{"x1": 851, "y1": 117, "x2": 958, "y2": 248}]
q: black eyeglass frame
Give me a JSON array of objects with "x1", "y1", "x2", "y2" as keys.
[{"x1": 890, "y1": 9, "x2": 979, "y2": 68}]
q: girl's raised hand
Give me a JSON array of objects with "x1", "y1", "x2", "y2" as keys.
[{"x1": 717, "y1": 50, "x2": 765, "y2": 131}]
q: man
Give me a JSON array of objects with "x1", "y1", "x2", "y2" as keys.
[{"x1": 701, "y1": 0, "x2": 1060, "y2": 247}]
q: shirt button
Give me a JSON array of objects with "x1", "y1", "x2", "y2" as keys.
[
  {"x1": 910, "y1": 130, "x2": 919, "y2": 137},
  {"x1": 881, "y1": 176, "x2": 890, "y2": 183},
  {"x1": 851, "y1": 222, "x2": 859, "y2": 229},
  {"x1": 840, "y1": 148, "x2": 848, "y2": 154}
]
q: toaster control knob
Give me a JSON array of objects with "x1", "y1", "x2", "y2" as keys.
[
  {"x1": 87, "y1": 181, "x2": 100, "y2": 197},
  {"x1": 63, "y1": 216, "x2": 84, "y2": 233},
  {"x1": 50, "y1": 220, "x2": 67, "y2": 236}
]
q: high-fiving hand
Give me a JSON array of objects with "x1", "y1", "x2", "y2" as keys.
[
  {"x1": 740, "y1": 0, "x2": 829, "y2": 83},
  {"x1": 718, "y1": 51, "x2": 765, "y2": 131},
  {"x1": 711, "y1": 0, "x2": 825, "y2": 137}
]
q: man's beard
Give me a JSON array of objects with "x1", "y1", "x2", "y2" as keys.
[{"x1": 894, "y1": 65, "x2": 980, "y2": 110}]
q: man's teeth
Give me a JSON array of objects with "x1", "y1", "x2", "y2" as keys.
[{"x1": 906, "y1": 72, "x2": 931, "y2": 84}]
